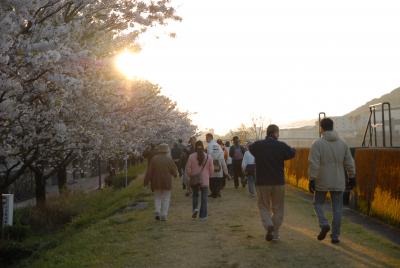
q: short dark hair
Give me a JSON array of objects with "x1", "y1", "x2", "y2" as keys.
[
  {"x1": 178, "y1": 139, "x2": 183, "y2": 143},
  {"x1": 320, "y1": 118, "x2": 334, "y2": 131},
  {"x1": 232, "y1": 136, "x2": 239, "y2": 141},
  {"x1": 266, "y1": 124, "x2": 279, "y2": 137},
  {"x1": 206, "y1": 133, "x2": 213, "y2": 139}
]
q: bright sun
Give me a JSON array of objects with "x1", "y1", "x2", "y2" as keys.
[{"x1": 115, "y1": 51, "x2": 139, "y2": 79}]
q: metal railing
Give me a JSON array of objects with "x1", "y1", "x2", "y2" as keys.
[
  {"x1": 361, "y1": 102, "x2": 393, "y2": 147},
  {"x1": 318, "y1": 112, "x2": 326, "y2": 137}
]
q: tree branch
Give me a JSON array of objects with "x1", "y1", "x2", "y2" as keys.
[
  {"x1": 23, "y1": 70, "x2": 48, "y2": 84},
  {"x1": 36, "y1": 1, "x2": 73, "y2": 25}
]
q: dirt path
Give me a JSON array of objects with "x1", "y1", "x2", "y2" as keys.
[{"x1": 137, "y1": 178, "x2": 400, "y2": 268}]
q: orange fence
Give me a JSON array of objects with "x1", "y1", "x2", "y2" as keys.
[
  {"x1": 354, "y1": 148, "x2": 400, "y2": 226},
  {"x1": 284, "y1": 147, "x2": 400, "y2": 226},
  {"x1": 285, "y1": 148, "x2": 310, "y2": 192}
]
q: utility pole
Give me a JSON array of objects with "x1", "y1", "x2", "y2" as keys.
[
  {"x1": 98, "y1": 157, "x2": 101, "y2": 190},
  {"x1": 124, "y1": 155, "x2": 128, "y2": 187}
]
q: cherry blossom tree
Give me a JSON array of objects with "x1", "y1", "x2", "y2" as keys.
[{"x1": 0, "y1": 0, "x2": 194, "y2": 213}]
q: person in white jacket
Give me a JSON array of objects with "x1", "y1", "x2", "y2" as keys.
[
  {"x1": 308, "y1": 118, "x2": 356, "y2": 244},
  {"x1": 206, "y1": 133, "x2": 230, "y2": 198},
  {"x1": 242, "y1": 142, "x2": 256, "y2": 198},
  {"x1": 225, "y1": 141, "x2": 233, "y2": 178}
]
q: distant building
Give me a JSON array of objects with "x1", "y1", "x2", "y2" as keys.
[
  {"x1": 280, "y1": 126, "x2": 317, "y2": 147},
  {"x1": 279, "y1": 106, "x2": 400, "y2": 148}
]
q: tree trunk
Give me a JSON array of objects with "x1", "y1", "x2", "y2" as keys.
[
  {"x1": 34, "y1": 170, "x2": 46, "y2": 208},
  {"x1": 57, "y1": 165, "x2": 67, "y2": 194}
]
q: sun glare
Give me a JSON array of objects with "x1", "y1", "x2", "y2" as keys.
[
  {"x1": 115, "y1": 51, "x2": 138, "y2": 79},
  {"x1": 115, "y1": 51, "x2": 148, "y2": 79}
]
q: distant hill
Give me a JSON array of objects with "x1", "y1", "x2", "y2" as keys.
[
  {"x1": 346, "y1": 87, "x2": 400, "y2": 117},
  {"x1": 282, "y1": 119, "x2": 316, "y2": 129}
]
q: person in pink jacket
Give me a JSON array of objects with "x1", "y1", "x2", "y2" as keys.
[{"x1": 186, "y1": 140, "x2": 214, "y2": 220}]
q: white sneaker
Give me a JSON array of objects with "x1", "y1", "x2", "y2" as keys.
[
  {"x1": 192, "y1": 209, "x2": 199, "y2": 219},
  {"x1": 272, "y1": 232, "x2": 280, "y2": 241}
]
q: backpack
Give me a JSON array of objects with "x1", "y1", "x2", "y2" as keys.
[{"x1": 213, "y1": 159, "x2": 222, "y2": 173}]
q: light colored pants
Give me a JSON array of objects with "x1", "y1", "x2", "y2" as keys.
[
  {"x1": 154, "y1": 190, "x2": 171, "y2": 218},
  {"x1": 256, "y1": 185, "x2": 285, "y2": 233},
  {"x1": 314, "y1": 191, "x2": 343, "y2": 240}
]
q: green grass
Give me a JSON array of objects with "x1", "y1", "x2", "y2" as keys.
[
  {"x1": 286, "y1": 188, "x2": 400, "y2": 262},
  {"x1": 106, "y1": 164, "x2": 147, "y2": 188},
  {"x1": 2, "y1": 164, "x2": 148, "y2": 268}
]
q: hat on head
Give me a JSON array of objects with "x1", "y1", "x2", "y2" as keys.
[{"x1": 157, "y1": 143, "x2": 170, "y2": 153}]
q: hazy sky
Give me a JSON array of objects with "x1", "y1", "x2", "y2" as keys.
[{"x1": 124, "y1": 0, "x2": 400, "y2": 134}]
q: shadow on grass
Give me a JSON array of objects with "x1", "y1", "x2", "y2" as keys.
[{"x1": 285, "y1": 225, "x2": 399, "y2": 268}]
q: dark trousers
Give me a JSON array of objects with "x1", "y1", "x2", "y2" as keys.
[
  {"x1": 227, "y1": 164, "x2": 234, "y2": 177},
  {"x1": 173, "y1": 159, "x2": 183, "y2": 177},
  {"x1": 209, "y1": 177, "x2": 223, "y2": 197},
  {"x1": 233, "y1": 161, "x2": 245, "y2": 188},
  {"x1": 221, "y1": 176, "x2": 226, "y2": 189}
]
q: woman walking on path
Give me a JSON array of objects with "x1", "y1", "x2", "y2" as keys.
[
  {"x1": 144, "y1": 144, "x2": 178, "y2": 221},
  {"x1": 242, "y1": 142, "x2": 256, "y2": 198},
  {"x1": 186, "y1": 140, "x2": 214, "y2": 220}
]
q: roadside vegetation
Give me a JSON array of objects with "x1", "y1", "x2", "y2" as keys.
[{"x1": 0, "y1": 164, "x2": 146, "y2": 267}]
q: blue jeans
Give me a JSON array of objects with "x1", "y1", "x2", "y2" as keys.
[
  {"x1": 247, "y1": 175, "x2": 256, "y2": 196},
  {"x1": 313, "y1": 191, "x2": 343, "y2": 240},
  {"x1": 192, "y1": 186, "x2": 208, "y2": 218}
]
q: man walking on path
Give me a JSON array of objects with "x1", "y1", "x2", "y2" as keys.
[
  {"x1": 206, "y1": 133, "x2": 230, "y2": 198},
  {"x1": 229, "y1": 136, "x2": 246, "y2": 189},
  {"x1": 249, "y1": 125, "x2": 296, "y2": 241},
  {"x1": 182, "y1": 136, "x2": 197, "y2": 196},
  {"x1": 308, "y1": 118, "x2": 356, "y2": 244},
  {"x1": 171, "y1": 142, "x2": 184, "y2": 187}
]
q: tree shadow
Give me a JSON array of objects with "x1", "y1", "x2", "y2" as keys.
[{"x1": 284, "y1": 225, "x2": 399, "y2": 268}]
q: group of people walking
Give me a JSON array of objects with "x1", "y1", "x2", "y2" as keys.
[{"x1": 144, "y1": 118, "x2": 356, "y2": 244}]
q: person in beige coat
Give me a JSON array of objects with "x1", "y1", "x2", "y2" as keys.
[
  {"x1": 308, "y1": 118, "x2": 356, "y2": 244},
  {"x1": 144, "y1": 144, "x2": 178, "y2": 221}
]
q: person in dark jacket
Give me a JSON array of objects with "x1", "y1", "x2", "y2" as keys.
[
  {"x1": 249, "y1": 124, "x2": 296, "y2": 241},
  {"x1": 229, "y1": 136, "x2": 247, "y2": 189},
  {"x1": 171, "y1": 142, "x2": 184, "y2": 177},
  {"x1": 182, "y1": 136, "x2": 197, "y2": 196}
]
